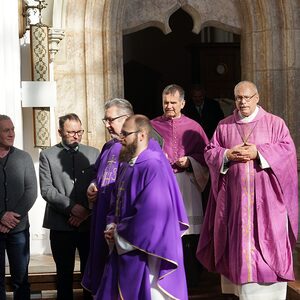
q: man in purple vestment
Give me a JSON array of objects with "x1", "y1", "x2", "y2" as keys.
[
  {"x1": 151, "y1": 84, "x2": 209, "y2": 288},
  {"x1": 82, "y1": 98, "x2": 134, "y2": 295},
  {"x1": 96, "y1": 115, "x2": 189, "y2": 300},
  {"x1": 197, "y1": 81, "x2": 298, "y2": 300}
]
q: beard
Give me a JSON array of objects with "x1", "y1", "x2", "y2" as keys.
[
  {"x1": 119, "y1": 138, "x2": 138, "y2": 162},
  {"x1": 68, "y1": 142, "x2": 78, "y2": 149}
]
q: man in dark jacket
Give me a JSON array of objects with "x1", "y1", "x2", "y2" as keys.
[
  {"x1": 184, "y1": 84, "x2": 224, "y2": 138},
  {"x1": 0, "y1": 114, "x2": 37, "y2": 300},
  {"x1": 39, "y1": 113, "x2": 99, "y2": 300}
]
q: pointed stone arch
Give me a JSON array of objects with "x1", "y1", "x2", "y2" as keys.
[{"x1": 63, "y1": 0, "x2": 298, "y2": 158}]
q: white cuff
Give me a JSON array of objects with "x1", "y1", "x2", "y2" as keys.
[
  {"x1": 114, "y1": 230, "x2": 135, "y2": 255},
  {"x1": 257, "y1": 151, "x2": 270, "y2": 169},
  {"x1": 221, "y1": 150, "x2": 229, "y2": 174}
]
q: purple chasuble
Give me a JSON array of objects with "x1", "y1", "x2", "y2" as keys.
[
  {"x1": 82, "y1": 139, "x2": 121, "y2": 295},
  {"x1": 197, "y1": 107, "x2": 298, "y2": 284},
  {"x1": 151, "y1": 115, "x2": 208, "y2": 173},
  {"x1": 96, "y1": 140, "x2": 189, "y2": 300}
]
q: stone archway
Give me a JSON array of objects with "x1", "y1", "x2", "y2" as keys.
[{"x1": 82, "y1": 0, "x2": 299, "y2": 159}]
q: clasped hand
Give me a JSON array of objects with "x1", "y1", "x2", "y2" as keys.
[
  {"x1": 175, "y1": 156, "x2": 190, "y2": 168},
  {"x1": 0, "y1": 211, "x2": 20, "y2": 233},
  {"x1": 104, "y1": 223, "x2": 116, "y2": 244},
  {"x1": 68, "y1": 204, "x2": 90, "y2": 227},
  {"x1": 227, "y1": 143, "x2": 258, "y2": 162}
]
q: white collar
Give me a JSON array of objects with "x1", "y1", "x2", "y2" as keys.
[
  {"x1": 128, "y1": 156, "x2": 138, "y2": 166},
  {"x1": 238, "y1": 106, "x2": 259, "y2": 123}
]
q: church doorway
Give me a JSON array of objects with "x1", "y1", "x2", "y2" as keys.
[{"x1": 123, "y1": 8, "x2": 241, "y2": 119}]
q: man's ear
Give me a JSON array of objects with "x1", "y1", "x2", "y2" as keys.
[
  {"x1": 181, "y1": 100, "x2": 186, "y2": 109},
  {"x1": 139, "y1": 130, "x2": 146, "y2": 141},
  {"x1": 58, "y1": 129, "x2": 63, "y2": 137}
]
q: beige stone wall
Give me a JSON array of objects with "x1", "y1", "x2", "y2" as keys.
[
  {"x1": 53, "y1": 0, "x2": 107, "y2": 149},
  {"x1": 52, "y1": 0, "x2": 299, "y2": 165}
]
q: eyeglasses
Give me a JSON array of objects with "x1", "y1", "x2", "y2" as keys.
[
  {"x1": 65, "y1": 130, "x2": 84, "y2": 137},
  {"x1": 235, "y1": 93, "x2": 257, "y2": 102},
  {"x1": 119, "y1": 130, "x2": 140, "y2": 138},
  {"x1": 102, "y1": 115, "x2": 128, "y2": 125}
]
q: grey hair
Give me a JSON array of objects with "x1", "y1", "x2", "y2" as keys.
[
  {"x1": 234, "y1": 81, "x2": 258, "y2": 95},
  {"x1": 104, "y1": 98, "x2": 134, "y2": 116},
  {"x1": 0, "y1": 115, "x2": 11, "y2": 122},
  {"x1": 162, "y1": 84, "x2": 185, "y2": 101}
]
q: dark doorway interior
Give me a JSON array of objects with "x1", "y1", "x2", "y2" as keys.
[{"x1": 123, "y1": 8, "x2": 240, "y2": 119}]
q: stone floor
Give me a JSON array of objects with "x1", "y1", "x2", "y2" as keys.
[{"x1": 5, "y1": 248, "x2": 300, "y2": 299}]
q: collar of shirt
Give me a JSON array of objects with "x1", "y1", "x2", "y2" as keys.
[
  {"x1": 128, "y1": 156, "x2": 138, "y2": 166},
  {"x1": 61, "y1": 141, "x2": 79, "y2": 152},
  {"x1": 239, "y1": 105, "x2": 260, "y2": 123}
]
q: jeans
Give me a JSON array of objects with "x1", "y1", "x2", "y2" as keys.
[
  {"x1": 50, "y1": 230, "x2": 91, "y2": 300},
  {"x1": 0, "y1": 229, "x2": 30, "y2": 300}
]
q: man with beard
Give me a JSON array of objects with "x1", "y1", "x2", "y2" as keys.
[
  {"x1": 39, "y1": 113, "x2": 99, "y2": 300},
  {"x1": 151, "y1": 84, "x2": 209, "y2": 287},
  {"x1": 95, "y1": 115, "x2": 189, "y2": 300},
  {"x1": 82, "y1": 98, "x2": 133, "y2": 296}
]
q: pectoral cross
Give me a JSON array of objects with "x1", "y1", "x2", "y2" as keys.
[
  {"x1": 236, "y1": 122, "x2": 258, "y2": 145},
  {"x1": 101, "y1": 155, "x2": 117, "y2": 192}
]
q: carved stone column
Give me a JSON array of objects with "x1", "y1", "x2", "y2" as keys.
[{"x1": 30, "y1": 23, "x2": 51, "y2": 148}]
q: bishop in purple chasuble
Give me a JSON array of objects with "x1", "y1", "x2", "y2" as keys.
[{"x1": 197, "y1": 107, "x2": 298, "y2": 285}]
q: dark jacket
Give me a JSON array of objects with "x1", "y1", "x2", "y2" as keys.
[
  {"x1": 183, "y1": 97, "x2": 224, "y2": 139},
  {"x1": 39, "y1": 143, "x2": 99, "y2": 231},
  {"x1": 0, "y1": 147, "x2": 37, "y2": 233}
]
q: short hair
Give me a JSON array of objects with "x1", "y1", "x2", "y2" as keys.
[
  {"x1": 104, "y1": 98, "x2": 134, "y2": 116},
  {"x1": 0, "y1": 115, "x2": 11, "y2": 122},
  {"x1": 234, "y1": 81, "x2": 258, "y2": 95},
  {"x1": 59, "y1": 113, "x2": 82, "y2": 130},
  {"x1": 130, "y1": 114, "x2": 151, "y2": 141},
  {"x1": 162, "y1": 84, "x2": 185, "y2": 101},
  {"x1": 190, "y1": 84, "x2": 205, "y2": 94}
]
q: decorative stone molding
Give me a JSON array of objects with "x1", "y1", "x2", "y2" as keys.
[{"x1": 48, "y1": 28, "x2": 65, "y2": 62}]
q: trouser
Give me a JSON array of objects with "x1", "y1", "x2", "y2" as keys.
[
  {"x1": 50, "y1": 230, "x2": 92, "y2": 300},
  {"x1": 182, "y1": 234, "x2": 203, "y2": 288},
  {"x1": 0, "y1": 229, "x2": 30, "y2": 300}
]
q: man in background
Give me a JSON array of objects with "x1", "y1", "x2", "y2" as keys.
[
  {"x1": 39, "y1": 113, "x2": 99, "y2": 300},
  {"x1": 0, "y1": 114, "x2": 37, "y2": 300},
  {"x1": 184, "y1": 84, "x2": 224, "y2": 138},
  {"x1": 151, "y1": 84, "x2": 209, "y2": 288}
]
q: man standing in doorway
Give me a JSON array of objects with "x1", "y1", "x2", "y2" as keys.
[
  {"x1": 197, "y1": 81, "x2": 298, "y2": 300},
  {"x1": 0, "y1": 114, "x2": 37, "y2": 300},
  {"x1": 39, "y1": 113, "x2": 99, "y2": 300},
  {"x1": 151, "y1": 84, "x2": 209, "y2": 288},
  {"x1": 184, "y1": 84, "x2": 224, "y2": 138}
]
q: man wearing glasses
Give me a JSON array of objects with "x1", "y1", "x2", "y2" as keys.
[
  {"x1": 39, "y1": 113, "x2": 99, "y2": 300},
  {"x1": 197, "y1": 81, "x2": 298, "y2": 300},
  {"x1": 82, "y1": 99, "x2": 134, "y2": 297},
  {"x1": 96, "y1": 115, "x2": 189, "y2": 300}
]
